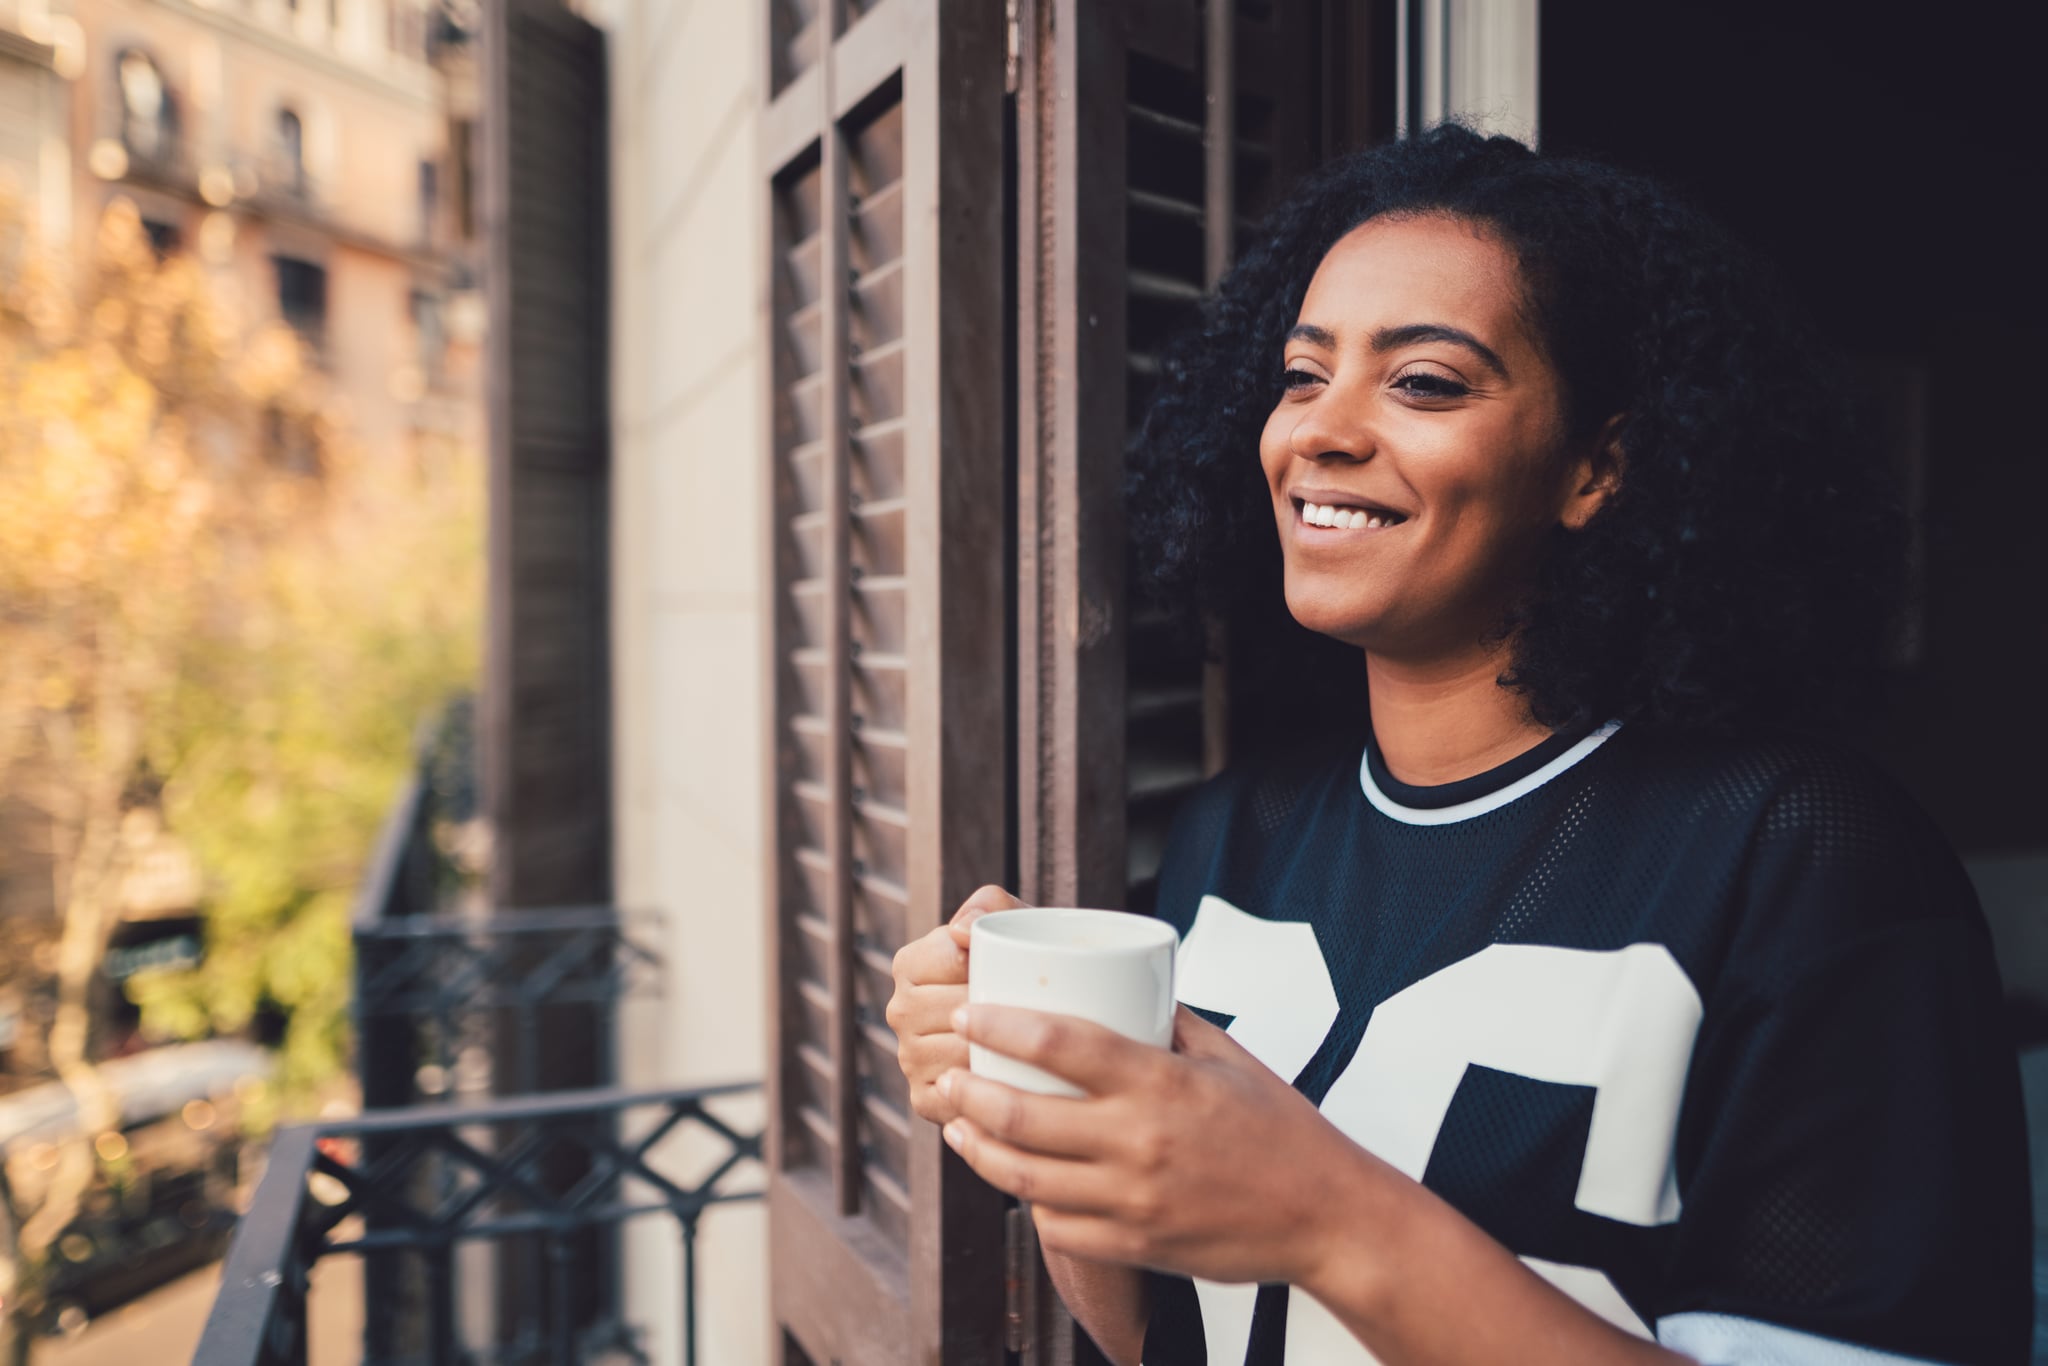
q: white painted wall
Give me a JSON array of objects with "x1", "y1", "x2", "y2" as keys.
[{"x1": 604, "y1": 0, "x2": 770, "y2": 1362}]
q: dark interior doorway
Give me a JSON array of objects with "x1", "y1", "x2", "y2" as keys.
[{"x1": 1541, "y1": 0, "x2": 2048, "y2": 1037}]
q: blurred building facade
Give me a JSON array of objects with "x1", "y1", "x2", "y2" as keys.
[
  {"x1": 0, "y1": 0, "x2": 485, "y2": 1094},
  {"x1": 63, "y1": 0, "x2": 483, "y2": 458},
  {"x1": 0, "y1": 0, "x2": 74, "y2": 241}
]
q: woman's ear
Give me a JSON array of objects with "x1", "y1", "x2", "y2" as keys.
[{"x1": 1560, "y1": 413, "x2": 1627, "y2": 531}]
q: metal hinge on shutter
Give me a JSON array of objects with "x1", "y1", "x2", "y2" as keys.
[
  {"x1": 1005, "y1": 0, "x2": 1021, "y2": 94},
  {"x1": 1005, "y1": 1204, "x2": 1032, "y2": 1354}
]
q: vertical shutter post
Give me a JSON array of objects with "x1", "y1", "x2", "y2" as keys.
[{"x1": 1014, "y1": 0, "x2": 1129, "y2": 915}]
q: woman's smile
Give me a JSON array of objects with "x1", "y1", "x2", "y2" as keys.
[{"x1": 1289, "y1": 486, "x2": 1413, "y2": 537}]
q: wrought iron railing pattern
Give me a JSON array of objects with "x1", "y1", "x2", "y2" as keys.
[
  {"x1": 192, "y1": 1083, "x2": 763, "y2": 1366},
  {"x1": 198, "y1": 706, "x2": 762, "y2": 1364},
  {"x1": 355, "y1": 906, "x2": 664, "y2": 1097}
]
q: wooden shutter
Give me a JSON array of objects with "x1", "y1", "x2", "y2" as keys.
[
  {"x1": 1015, "y1": 3, "x2": 1379, "y2": 1360},
  {"x1": 761, "y1": 3, "x2": 1009, "y2": 1363},
  {"x1": 482, "y1": 0, "x2": 612, "y2": 916},
  {"x1": 479, "y1": 0, "x2": 615, "y2": 1349},
  {"x1": 1118, "y1": 0, "x2": 1339, "y2": 917},
  {"x1": 1016, "y1": 0, "x2": 1347, "y2": 925}
]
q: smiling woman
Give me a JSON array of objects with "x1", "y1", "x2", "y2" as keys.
[
  {"x1": 1261, "y1": 215, "x2": 1616, "y2": 673},
  {"x1": 1129, "y1": 126, "x2": 1898, "y2": 747},
  {"x1": 889, "y1": 124, "x2": 2030, "y2": 1366}
]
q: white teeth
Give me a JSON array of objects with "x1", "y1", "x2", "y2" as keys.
[{"x1": 1300, "y1": 500, "x2": 1407, "y2": 530}]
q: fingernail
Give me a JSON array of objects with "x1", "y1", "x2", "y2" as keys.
[
  {"x1": 950, "y1": 1005, "x2": 969, "y2": 1034},
  {"x1": 936, "y1": 1071, "x2": 955, "y2": 1100},
  {"x1": 942, "y1": 1121, "x2": 964, "y2": 1151}
]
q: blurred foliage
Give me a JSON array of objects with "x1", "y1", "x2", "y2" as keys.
[{"x1": 0, "y1": 196, "x2": 481, "y2": 1110}]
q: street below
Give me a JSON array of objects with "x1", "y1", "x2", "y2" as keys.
[{"x1": 36, "y1": 1254, "x2": 364, "y2": 1366}]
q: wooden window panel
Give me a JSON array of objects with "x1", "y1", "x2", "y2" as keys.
[
  {"x1": 761, "y1": 2, "x2": 1008, "y2": 1362},
  {"x1": 480, "y1": 0, "x2": 617, "y2": 1348},
  {"x1": 1015, "y1": 4, "x2": 1359, "y2": 1360},
  {"x1": 1121, "y1": 0, "x2": 1331, "y2": 919},
  {"x1": 484, "y1": 0, "x2": 612, "y2": 918},
  {"x1": 1015, "y1": 0, "x2": 1130, "y2": 918}
]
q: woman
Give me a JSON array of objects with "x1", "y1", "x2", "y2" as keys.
[{"x1": 885, "y1": 126, "x2": 2031, "y2": 1365}]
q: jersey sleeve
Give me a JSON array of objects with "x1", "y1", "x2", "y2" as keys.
[{"x1": 1657, "y1": 762, "x2": 2033, "y2": 1365}]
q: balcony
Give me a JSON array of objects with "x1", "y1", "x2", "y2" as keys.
[
  {"x1": 192, "y1": 1082, "x2": 761, "y2": 1366},
  {"x1": 194, "y1": 735, "x2": 764, "y2": 1365}
]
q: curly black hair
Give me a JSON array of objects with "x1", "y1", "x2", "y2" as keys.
[{"x1": 1127, "y1": 124, "x2": 1901, "y2": 736}]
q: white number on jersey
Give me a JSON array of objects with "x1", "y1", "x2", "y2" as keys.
[{"x1": 1171, "y1": 896, "x2": 1704, "y2": 1366}]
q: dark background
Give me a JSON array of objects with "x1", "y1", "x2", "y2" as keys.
[{"x1": 1540, "y1": 0, "x2": 2048, "y2": 1024}]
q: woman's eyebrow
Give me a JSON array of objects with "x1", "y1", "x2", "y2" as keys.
[
  {"x1": 1370, "y1": 323, "x2": 1510, "y2": 380},
  {"x1": 1286, "y1": 322, "x2": 1338, "y2": 349}
]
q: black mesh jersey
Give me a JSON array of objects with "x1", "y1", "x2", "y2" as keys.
[{"x1": 1139, "y1": 723, "x2": 2032, "y2": 1366}]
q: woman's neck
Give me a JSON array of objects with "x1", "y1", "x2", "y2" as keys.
[{"x1": 1364, "y1": 643, "x2": 1552, "y2": 787}]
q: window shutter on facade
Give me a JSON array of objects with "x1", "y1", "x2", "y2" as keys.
[
  {"x1": 1015, "y1": 0, "x2": 1365, "y2": 924},
  {"x1": 1118, "y1": 0, "x2": 1353, "y2": 918},
  {"x1": 484, "y1": 0, "x2": 612, "y2": 917},
  {"x1": 480, "y1": 0, "x2": 617, "y2": 1349},
  {"x1": 761, "y1": 2, "x2": 1009, "y2": 1362},
  {"x1": 1014, "y1": 3, "x2": 1374, "y2": 1359}
]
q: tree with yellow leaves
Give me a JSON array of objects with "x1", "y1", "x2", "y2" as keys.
[{"x1": 0, "y1": 194, "x2": 479, "y2": 1339}]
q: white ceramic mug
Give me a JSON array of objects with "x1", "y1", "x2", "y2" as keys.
[{"x1": 966, "y1": 907, "x2": 1179, "y2": 1097}]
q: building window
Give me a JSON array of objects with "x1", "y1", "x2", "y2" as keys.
[
  {"x1": 410, "y1": 288, "x2": 447, "y2": 380},
  {"x1": 387, "y1": 0, "x2": 427, "y2": 62},
  {"x1": 418, "y1": 159, "x2": 439, "y2": 245},
  {"x1": 273, "y1": 255, "x2": 327, "y2": 340},
  {"x1": 262, "y1": 406, "x2": 323, "y2": 474},
  {"x1": 117, "y1": 50, "x2": 177, "y2": 166},
  {"x1": 453, "y1": 119, "x2": 476, "y2": 240},
  {"x1": 276, "y1": 108, "x2": 306, "y2": 196},
  {"x1": 142, "y1": 219, "x2": 181, "y2": 259}
]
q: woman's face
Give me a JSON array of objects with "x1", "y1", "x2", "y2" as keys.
[{"x1": 1259, "y1": 213, "x2": 1602, "y2": 660}]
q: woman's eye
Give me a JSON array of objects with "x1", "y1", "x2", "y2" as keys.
[
  {"x1": 1392, "y1": 371, "x2": 1469, "y2": 399},
  {"x1": 1282, "y1": 367, "x2": 1323, "y2": 393}
]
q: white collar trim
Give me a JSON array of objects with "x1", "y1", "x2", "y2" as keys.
[{"x1": 1358, "y1": 722, "x2": 1622, "y2": 826}]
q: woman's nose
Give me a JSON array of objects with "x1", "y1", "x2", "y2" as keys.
[{"x1": 1288, "y1": 389, "x2": 1376, "y2": 464}]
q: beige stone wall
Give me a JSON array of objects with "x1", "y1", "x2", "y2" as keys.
[{"x1": 604, "y1": 0, "x2": 770, "y2": 1361}]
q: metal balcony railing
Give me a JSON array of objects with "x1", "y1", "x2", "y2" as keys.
[
  {"x1": 196, "y1": 708, "x2": 765, "y2": 1363},
  {"x1": 190, "y1": 1082, "x2": 763, "y2": 1366},
  {"x1": 355, "y1": 905, "x2": 664, "y2": 1099}
]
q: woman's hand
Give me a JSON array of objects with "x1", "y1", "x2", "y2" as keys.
[
  {"x1": 943, "y1": 1003, "x2": 1692, "y2": 1366},
  {"x1": 886, "y1": 884, "x2": 1027, "y2": 1125},
  {"x1": 938, "y1": 1002, "x2": 1377, "y2": 1288}
]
